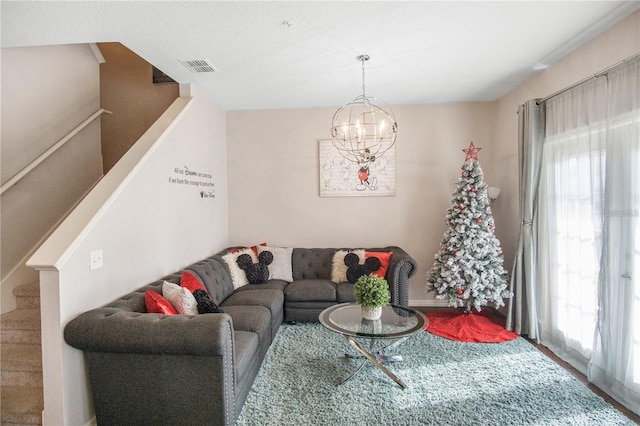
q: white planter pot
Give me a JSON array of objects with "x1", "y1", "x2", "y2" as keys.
[{"x1": 361, "y1": 305, "x2": 383, "y2": 320}]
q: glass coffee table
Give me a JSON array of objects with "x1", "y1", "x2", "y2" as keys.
[{"x1": 319, "y1": 303, "x2": 428, "y2": 389}]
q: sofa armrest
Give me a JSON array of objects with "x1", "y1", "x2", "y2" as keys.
[
  {"x1": 383, "y1": 246, "x2": 417, "y2": 307},
  {"x1": 64, "y1": 308, "x2": 234, "y2": 356},
  {"x1": 64, "y1": 308, "x2": 237, "y2": 425}
]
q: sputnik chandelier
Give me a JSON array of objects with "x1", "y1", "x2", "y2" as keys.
[{"x1": 330, "y1": 54, "x2": 398, "y2": 164}]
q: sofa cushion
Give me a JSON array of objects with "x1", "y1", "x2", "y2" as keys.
[
  {"x1": 284, "y1": 279, "x2": 336, "y2": 302},
  {"x1": 144, "y1": 290, "x2": 177, "y2": 315},
  {"x1": 222, "y1": 306, "x2": 272, "y2": 346},
  {"x1": 222, "y1": 289, "x2": 284, "y2": 321},
  {"x1": 284, "y1": 302, "x2": 337, "y2": 322},
  {"x1": 336, "y1": 282, "x2": 357, "y2": 303},
  {"x1": 291, "y1": 248, "x2": 335, "y2": 280},
  {"x1": 185, "y1": 257, "x2": 235, "y2": 305},
  {"x1": 258, "y1": 246, "x2": 293, "y2": 281},
  {"x1": 234, "y1": 279, "x2": 288, "y2": 293}
]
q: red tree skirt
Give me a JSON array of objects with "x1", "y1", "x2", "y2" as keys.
[{"x1": 425, "y1": 309, "x2": 519, "y2": 343}]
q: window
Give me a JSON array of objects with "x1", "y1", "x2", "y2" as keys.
[{"x1": 538, "y1": 63, "x2": 640, "y2": 412}]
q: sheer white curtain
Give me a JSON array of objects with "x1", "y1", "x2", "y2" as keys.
[
  {"x1": 538, "y1": 59, "x2": 640, "y2": 415},
  {"x1": 589, "y1": 59, "x2": 640, "y2": 414},
  {"x1": 538, "y1": 78, "x2": 606, "y2": 370}
]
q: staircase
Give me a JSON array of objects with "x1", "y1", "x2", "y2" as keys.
[{"x1": 1, "y1": 282, "x2": 44, "y2": 425}]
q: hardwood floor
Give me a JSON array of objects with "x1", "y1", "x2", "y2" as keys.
[{"x1": 526, "y1": 339, "x2": 640, "y2": 425}]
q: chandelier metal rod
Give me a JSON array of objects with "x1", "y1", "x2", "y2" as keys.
[
  {"x1": 361, "y1": 57, "x2": 366, "y2": 100},
  {"x1": 356, "y1": 53, "x2": 370, "y2": 101}
]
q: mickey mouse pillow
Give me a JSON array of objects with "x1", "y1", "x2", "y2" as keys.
[
  {"x1": 344, "y1": 252, "x2": 382, "y2": 283},
  {"x1": 236, "y1": 251, "x2": 274, "y2": 284}
]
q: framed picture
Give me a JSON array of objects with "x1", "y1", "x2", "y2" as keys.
[{"x1": 318, "y1": 140, "x2": 395, "y2": 197}]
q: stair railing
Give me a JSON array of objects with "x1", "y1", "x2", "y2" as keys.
[{"x1": 0, "y1": 108, "x2": 112, "y2": 195}]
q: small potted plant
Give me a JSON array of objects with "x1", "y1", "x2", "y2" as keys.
[{"x1": 354, "y1": 273, "x2": 390, "y2": 320}]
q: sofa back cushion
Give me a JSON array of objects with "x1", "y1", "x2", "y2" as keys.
[
  {"x1": 291, "y1": 248, "x2": 336, "y2": 280},
  {"x1": 184, "y1": 256, "x2": 235, "y2": 305},
  {"x1": 103, "y1": 275, "x2": 171, "y2": 313}
]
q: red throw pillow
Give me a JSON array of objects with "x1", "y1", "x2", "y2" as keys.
[
  {"x1": 145, "y1": 290, "x2": 177, "y2": 315},
  {"x1": 231, "y1": 243, "x2": 267, "y2": 256},
  {"x1": 365, "y1": 251, "x2": 393, "y2": 278},
  {"x1": 181, "y1": 271, "x2": 206, "y2": 293},
  {"x1": 251, "y1": 242, "x2": 267, "y2": 257}
]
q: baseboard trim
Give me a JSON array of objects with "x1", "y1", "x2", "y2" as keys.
[{"x1": 409, "y1": 299, "x2": 450, "y2": 308}]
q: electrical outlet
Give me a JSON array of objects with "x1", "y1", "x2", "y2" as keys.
[{"x1": 90, "y1": 250, "x2": 103, "y2": 270}]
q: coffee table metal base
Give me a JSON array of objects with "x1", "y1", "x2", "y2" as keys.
[{"x1": 342, "y1": 336, "x2": 407, "y2": 389}]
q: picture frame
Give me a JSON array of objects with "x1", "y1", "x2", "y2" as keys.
[{"x1": 318, "y1": 139, "x2": 396, "y2": 197}]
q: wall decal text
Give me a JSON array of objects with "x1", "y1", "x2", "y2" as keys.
[{"x1": 168, "y1": 166, "x2": 215, "y2": 199}]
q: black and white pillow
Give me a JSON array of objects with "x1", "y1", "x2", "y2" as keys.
[
  {"x1": 222, "y1": 248, "x2": 257, "y2": 289},
  {"x1": 331, "y1": 249, "x2": 365, "y2": 283},
  {"x1": 258, "y1": 246, "x2": 293, "y2": 281},
  {"x1": 193, "y1": 289, "x2": 224, "y2": 314}
]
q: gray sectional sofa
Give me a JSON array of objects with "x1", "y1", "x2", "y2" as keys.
[{"x1": 64, "y1": 246, "x2": 417, "y2": 425}]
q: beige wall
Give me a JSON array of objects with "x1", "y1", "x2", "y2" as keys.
[
  {"x1": 98, "y1": 42, "x2": 179, "y2": 173},
  {"x1": 227, "y1": 103, "x2": 497, "y2": 303}
]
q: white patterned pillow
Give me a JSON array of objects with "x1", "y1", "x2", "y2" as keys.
[
  {"x1": 258, "y1": 246, "x2": 293, "y2": 282},
  {"x1": 222, "y1": 248, "x2": 257, "y2": 289},
  {"x1": 162, "y1": 281, "x2": 198, "y2": 315},
  {"x1": 331, "y1": 249, "x2": 365, "y2": 283}
]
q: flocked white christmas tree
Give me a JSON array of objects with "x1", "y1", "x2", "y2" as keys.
[{"x1": 427, "y1": 142, "x2": 511, "y2": 313}]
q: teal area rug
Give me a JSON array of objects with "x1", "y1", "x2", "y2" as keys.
[{"x1": 236, "y1": 323, "x2": 634, "y2": 425}]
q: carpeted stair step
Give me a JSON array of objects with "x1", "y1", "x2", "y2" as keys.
[
  {"x1": 13, "y1": 282, "x2": 40, "y2": 310},
  {"x1": 1, "y1": 343, "x2": 43, "y2": 387},
  {"x1": 1, "y1": 309, "x2": 41, "y2": 344},
  {"x1": 1, "y1": 282, "x2": 44, "y2": 425},
  {"x1": 1, "y1": 385, "x2": 43, "y2": 425}
]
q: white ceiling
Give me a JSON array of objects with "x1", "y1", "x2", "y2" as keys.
[{"x1": 2, "y1": 1, "x2": 638, "y2": 111}]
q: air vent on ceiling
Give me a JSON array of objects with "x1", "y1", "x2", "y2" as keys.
[{"x1": 179, "y1": 59, "x2": 218, "y2": 73}]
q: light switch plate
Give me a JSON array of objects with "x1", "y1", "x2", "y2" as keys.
[{"x1": 90, "y1": 250, "x2": 103, "y2": 270}]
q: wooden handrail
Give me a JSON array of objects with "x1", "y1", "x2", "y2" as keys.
[{"x1": 0, "y1": 108, "x2": 112, "y2": 195}]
